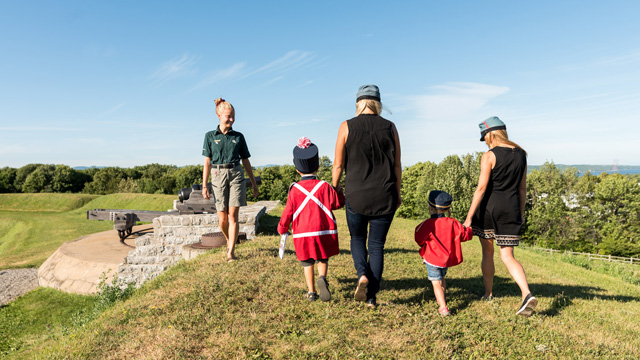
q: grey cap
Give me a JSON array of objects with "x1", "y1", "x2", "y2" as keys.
[
  {"x1": 479, "y1": 116, "x2": 506, "y2": 141},
  {"x1": 356, "y1": 84, "x2": 381, "y2": 102}
]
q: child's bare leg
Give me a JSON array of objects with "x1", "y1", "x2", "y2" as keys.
[
  {"x1": 432, "y1": 280, "x2": 446, "y2": 309},
  {"x1": 317, "y1": 260, "x2": 328, "y2": 278},
  {"x1": 304, "y1": 265, "x2": 315, "y2": 293}
]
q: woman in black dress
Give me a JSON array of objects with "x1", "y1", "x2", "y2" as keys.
[{"x1": 463, "y1": 116, "x2": 537, "y2": 317}]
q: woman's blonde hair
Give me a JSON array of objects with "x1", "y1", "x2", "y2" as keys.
[
  {"x1": 214, "y1": 97, "x2": 234, "y2": 115},
  {"x1": 486, "y1": 129, "x2": 527, "y2": 156},
  {"x1": 355, "y1": 99, "x2": 382, "y2": 116}
]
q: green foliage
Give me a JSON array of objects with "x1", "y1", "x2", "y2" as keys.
[
  {"x1": 82, "y1": 167, "x2": 130, "y2": 194},
  {"x1": 0, "y1": 167, "x2": 17, "y2": 193},
  {"x1": 253, "y1": 161, "x2": 329, "y2": 204},
  {"x1": 524, "y1": 164, "x2": 640, "y2": 256},
  {"x1": 397, "y1": 153, "x2": 481, "y2": 220},
  {"x1": 95, "y1": 273, "x2": 136, "y2": 310},
  {"x1": 13, "y1": 163, "x2": 42, "y2": 192},
  {"x1": 22, "y1": 164, "x2": 55, "y2": 193},
  {"x1": 173, "y1": 165, "x2": 203, "y2": 190},
  {"x1": 52, "y1": 164, "x2": 86, "y2": 193}
]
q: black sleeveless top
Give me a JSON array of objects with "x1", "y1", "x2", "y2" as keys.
[
  {"x1": 344, "y1": 114, "x2": 398, "y2": 216},
  {"x1": 471, "y1": 146, "x2": 527, "y2": 241}
]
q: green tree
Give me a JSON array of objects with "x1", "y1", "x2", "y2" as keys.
[
  {"x1": 83, "y1": 167, "x2": 129, "y2": 194},
  {"x1": 22, "y1": 165, "x2": 55, "y2": 193},
  {"x1": 523, "y1": 162, "x2": 572, "y2": 247},
  {"x1": 14, "y1": 163, "x2": 43, "y2": 192},
  {"x1": 316, "y1": 156, "x2": 333, "y2": 183},
  {"x1": 0, "y1": 167, "x2": 17, "y2": 193},
  {"x1": 52, "y1": 165, "x2": 78, "y2": 193},
  {"x1": 173, "y1": 165, "x2": 203, "y2": 192},
  {"x1": 593, "y1": 173, "x2": 640, "y2": 256}
]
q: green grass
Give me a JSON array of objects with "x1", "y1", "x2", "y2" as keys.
[
  {"x1": 0, "y1": 193, "x2": 176, "y2": 269},
  {"x1": 8, "y1": 208, "x2": 637, "y2": 359},
  {"x1": 0, "y1": 193, "x2": 98, "y2": 212},
  {"x1": 0, "y1": 288, "x2": 98, "y2": 358}
]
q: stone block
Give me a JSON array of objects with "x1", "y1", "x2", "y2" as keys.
[
  {"x1": 160, "y1": 216, "x2": 182, "y2": 227},
  {"x1": 181, "y1": 216, "x2": 193, "y2": 226},
  {"x1": 134, "y1": 235, "x2": 152, "y2": 247},
  {"x1": 201, "y1": 215, "x2": 219, "y2": 225},
  {"x1": 160, "y1": 246, "x2": 180, "y2": 256}
]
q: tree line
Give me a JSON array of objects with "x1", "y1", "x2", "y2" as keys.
[{"x1": 2, "y1": 156, "x2": 639, "y2": 257}]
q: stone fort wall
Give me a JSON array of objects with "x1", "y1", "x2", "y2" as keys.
[{"x1": 118, "y1": 201, "x2": 279, "y2": 286}]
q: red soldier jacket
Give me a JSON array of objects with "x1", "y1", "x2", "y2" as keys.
[
  {"x1": 414, "y1": 214, "x2": 473, "y2": 268},
  {"x1": 278, "y1": 177, "x2": 344, "y2": 261}
]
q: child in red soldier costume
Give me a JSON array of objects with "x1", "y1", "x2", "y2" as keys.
[
  {"x1": 278, "y1": 137, "x2": 344, "y2": 302},
  {"x1": 415, "y1": 190, "x2": 473, "y2": 315}
]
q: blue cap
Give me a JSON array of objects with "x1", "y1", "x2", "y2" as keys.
[
  {"x1": 428, "y1": 190, "x2": 452, "y2": 209},
  {"x1": 479, "y1": 116, "x2": 506, "y2": 141},
  {"x1": 356, "y1": 84, "x2": 381, "y2": 102}
]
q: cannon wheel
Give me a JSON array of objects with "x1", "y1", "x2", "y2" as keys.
[{"x1": 117, "y1": 229, "x2": 134, "y2": 248}]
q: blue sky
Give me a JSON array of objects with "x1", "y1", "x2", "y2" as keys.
[{"x1": 1, "y1": 1, "x2": 639, "y2": 169}]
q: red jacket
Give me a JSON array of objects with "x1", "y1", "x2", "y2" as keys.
[
  {"x1": 414, "y1": 215, "x2": 473, "y2": 268},
  {"x1": 278, "y1": 178, "x2": 344, "y2": 261}
]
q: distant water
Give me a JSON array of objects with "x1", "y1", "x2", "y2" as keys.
[{"x1": 582, "y1": 169, "x2": 640, "y2": 176}]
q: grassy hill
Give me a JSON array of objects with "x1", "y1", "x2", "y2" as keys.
[
  {"x1": 2, "y1": 208, "x2": 636, "y2": 359},
  {"x1": 0, "y1": 193, "x2": 176, "y2": 269}
]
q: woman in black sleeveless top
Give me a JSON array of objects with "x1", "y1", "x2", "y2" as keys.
[
  {"x1": 332, "y1": 85, "x2": 402, "y2": 307},
  {"x1": 463, "y1": 116, "x2": 537, "y2": 317}
]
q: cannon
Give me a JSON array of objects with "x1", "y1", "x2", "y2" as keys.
[{"x1": 87, "y1": 177, "x2": 260, "y2": 245}]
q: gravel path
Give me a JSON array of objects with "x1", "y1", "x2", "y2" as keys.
[{"x1": 0, "y1": 268, "x2": 39, "y2": 306}]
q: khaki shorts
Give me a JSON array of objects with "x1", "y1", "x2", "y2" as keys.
[{"x1": 211, "y1": 164, "x2": 246, "y2": 212}]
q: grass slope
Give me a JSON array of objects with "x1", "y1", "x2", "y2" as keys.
[
  {"x1": 26, "y1": 209, "x2": 640, "y2": 359},
  {"x1": 0, "y1": 193, "x2": 176, "y2": 269},
  {"x1": 0, "y1": 194, "x2": 98, "y2": 212}
]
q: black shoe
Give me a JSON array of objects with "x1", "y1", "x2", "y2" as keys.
[
  {"x1": 317, "y1": 276, "x2": 331, "y2": 302},
  {"x1": 307, "y1": 292, "x2": 318, "y2": 302},
  {"x1": 516, "y1": 293, "x2": 537, "y2": 317},
  {"x1": 366, "y1": 297, "x2": 377, "y2": 308}
]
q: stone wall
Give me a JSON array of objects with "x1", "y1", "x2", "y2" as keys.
[{"x1": 118, "y1": 201, "x2": 279, "y2": 286}]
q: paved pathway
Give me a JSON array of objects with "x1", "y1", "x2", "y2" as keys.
[{"x1": 0, "y1": 268, "x2": 38, "y2": 306}]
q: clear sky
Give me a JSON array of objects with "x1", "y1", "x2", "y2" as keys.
[{"x1": 1, "y1": 1, "x2": 639, "y2": 169}]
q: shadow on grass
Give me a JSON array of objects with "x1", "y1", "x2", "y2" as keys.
[
  {"x1": 257, "y1": 213, "x2": 280, "y2": 236},
  {"x1": 332, "y1": 272, "x2": 640, "y2": 316}
]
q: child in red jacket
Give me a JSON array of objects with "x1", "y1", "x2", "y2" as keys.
[
  {"x1": 415, "y1": 190, "x2": 473, "y2": 316},
  {"x1": 278, "y1": 137, "x2": 344, "y2": 302}
]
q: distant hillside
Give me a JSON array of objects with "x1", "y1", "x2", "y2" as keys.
[{"x1": 528, "y1": 164, "x2": 640, "y2": 174}]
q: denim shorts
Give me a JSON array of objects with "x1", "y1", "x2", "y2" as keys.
[{"x1": 425, "y1": 263, "x2": 448, "y2": 281}]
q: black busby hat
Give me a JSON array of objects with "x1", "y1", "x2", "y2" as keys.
[
  {"x1": 428, "y1": 190, "x2": 453, "y2": 210},
  {"x1": 293, "y1": 137, "x2": 319, "y2": 174}
]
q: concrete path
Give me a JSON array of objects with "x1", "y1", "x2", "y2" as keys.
[{"x1": 38, "y1": 225, "x2": 153, "y2": 295}]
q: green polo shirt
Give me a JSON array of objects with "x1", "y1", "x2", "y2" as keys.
[{"x1": 202, "y1": 126, "x2": 251, "y2": 165}]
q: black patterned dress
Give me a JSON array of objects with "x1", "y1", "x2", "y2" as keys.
[{"x1": 471, "y1": 146, "x2": 526, "y2": 246}]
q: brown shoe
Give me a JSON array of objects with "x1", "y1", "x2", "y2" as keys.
[{"x1": 354, "y1": 276, "x2": 368, "y2": 302}]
